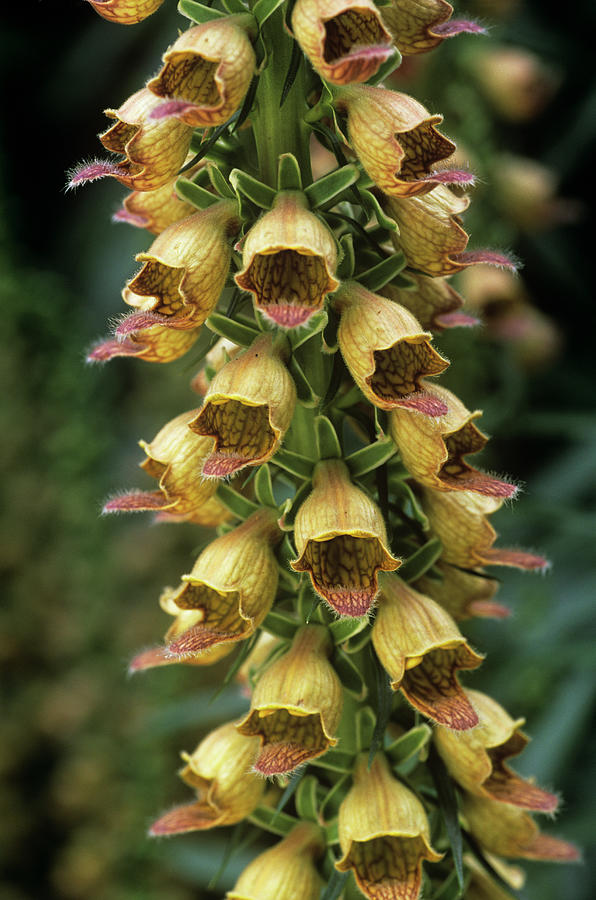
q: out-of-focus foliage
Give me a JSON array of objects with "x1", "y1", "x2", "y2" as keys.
[{"x1": 0, "y1": 1, "x2": 594, "y2": 898}]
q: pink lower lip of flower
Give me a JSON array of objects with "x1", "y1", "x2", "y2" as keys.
[
  {"x1": 440, "y1": 471, "x2": 518, "y2": 500},
  {"x1": 323, "y1": 586, "x2": 378, "y2": 618},
  {"x1": 482, "y1": 548, "x2": 549, "y2": 571},
  {"x1": 201, "y1": 451, "x2": 252, "y2": 478},
  {"x1": 421, "y1": 169, "x2": 476, "y2": 186},
  {"x1": 149, "y1": 803, "x2": 218, "y2": 836},
  {"x1": 261, "y1": 304, "x2": 317, "y2": 328},
  {"x1": 149, "y1": 99, "x2": 203, "y2": 121},
  {"x1": 103, "y1": 491, "x2": 171, "y2": 513},
  {"x1": 451, "y1": 250, "x2": 518, "y2": 270},
  {"x1": 87, "y1": 337, "x2": 144, "y2": 362},
  {"x1": 433, "y1": 19, "x2": 487, "y2": 37},
  {"x1": 253, "y1": 741, "x2": 316, "y2": 776},
  {"x1": 469, "y1": 599, "x2": 511, "y2": 618},
  {"x1": 112, "y1": 207, "x2": 150, "y2": 228},
  {"x1": 67, "y1": 159, "x2": 123, "y2": 189},
  {"x1": 435, "y1": 311, "x2": 480, "y2": 328},
  {"x1": 165, "y1": 625, "x2": 234, "y2": 657},
  {"x1": 392, "y1": 391, "x2": 449, "y2": 417}
]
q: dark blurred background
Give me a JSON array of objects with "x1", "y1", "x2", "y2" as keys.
[{"x1": 1, "y1": 1, "x2": 595, "y2": 898}]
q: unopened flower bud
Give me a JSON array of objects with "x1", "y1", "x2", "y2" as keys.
[
  {"x1": 335, "y1": 281, "x2": 449, "y2": 416},
  {"x1": 435, "y1": 689, "x2": 558, "y2": 812},
  {"x1": 85, "y1": 0, "x2": 164, "y2": 24},
  {"x1": 227, "y1": 823, "x2": 326, "y2": 900},
  {"x1": 381, "y1": 273, "x2": 479, "y2": 330},
  {"x1": 291, "y1": 0, "x2": 393, "y2": 85},
  {"x1": 336, "y1": 752, "x2": 442, "y2": 899},
  {"x1": 292, "y1": 458, "x2": 400, "y2": 616},
  {"x1": 372, "y1": 575, "x2": 483, "y2": 729},
  {"x1": 235, "y1": 192, "x2": 339, "y2": 328},
  {"x1": 470, "y1": 46, "x2": 559, "y2": 121},
  {"x1": 150, "y1": 722, "x2": 264, "y2": 835},
  {"x1": 236, "y1": 625, "x2": 343, "y2": 775},
  {"x1": 147, "y1": 16, "x2": 257, "y2": 127},
  {"x1": 381, "y1": 0, "x2": 485, "y2": 56},
  {"x1": 189, "y1": 334, "x2": 297, "y2": 478}
]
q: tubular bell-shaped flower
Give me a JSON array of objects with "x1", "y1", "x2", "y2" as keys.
[
  {"x1": 336, "y1": 752, "x2": 442, "y2": 900},
  {"x1": 69, "y1": 88, "x2": 192, "y2": 192},
  {"x1": 189, "y1": 334, "x2": 297, "y2": 478},
  {"x1": 235, "y1": 192, "x2": 339, "y2": 328},
  {"x1": 435, "y1": 689, "x2": 558, "y2": 812},
  {"x1": 381, "y1": 273, "x2": 479, "y2": 331},
  {"x1": 336, "y1": 85, "x2": 474, "y2": 198},
  {"x1": 462, "y1": 794, "x2": 580, "y2": 863},
  {"x1": 291, "y1": 0, "x2": 394, "y2": 85},
  {"x1": 102, "y1": 408, "x2": 227, "y2": 523},
  {"x1": 159, "y1": 508, "x2": 281, "y2": 659},
  {"x1": 236, "y1": 625, "x2": 343, "y2": 775},
  {"x1": 380, "y1": 0, "x2": 485, "y2": 56},
  {"x1": 335, "y1": 281, "x2": 450, "y2": 416},
  {"x1": 372, "y1": 575, "x2": 483, "y2": 729},
  {"x1": 147, "y1": 16, "x2": 257, "y2": 128},
  {"x1": 85, "y1": 0, "x2": 164, "y2": 25},
  {"x1": 416, "y1": 562, "x2": 507, "y2": 620},
  {"x1": 113, "y1": 159, "x2": 205, "y2": 234},
  {"x1": 150, "y1": 722, "x2": 265, "y2": 835},
  {"x1": 421, "y1": 489, "x2": 548, "y2": 571},
  {"x1": 389, "y1": 384, "x2": 517, "y2": 498},
  {"x1": 386, "y1": 186, "x2": 515, "y2": 277},
  {"x1": 227, "y1": 823, "x2": 326, "y2": 900},
  {"x1": 291, "y1": 459, "x2": 400, "y2": 616}
]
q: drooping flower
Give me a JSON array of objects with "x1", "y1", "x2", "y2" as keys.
[
  {"x1": 380, "y1": 0, "x2": 485, "y2": 56},
  {"x1": 236, "y1": 625, "x2": 343, "y2": 775},
  {"x1": 335, "y1": 281, "x2": 450, "y2": 416},
  {"x1": 85, "y1": 0, "x2": 165, "y2": 25},
  {"x1": 68, "y1": 88, "x2": 193, "y2": 192},
  {"x1": 389, "y1": 383, "x2": 517, "y2": 498},
  {"x1": 102, "y1": 408, "x2": 227, "y2": 524},
  {"x1": 147, "y1": 16, "x2": 257, "y2": 128},
  {"x1": 385, "y1": 186, "x2": 516, "y2": 277},
  {"x1": 227, "y1": 823, "x2": 326, "y2": 900},
  {"x1": 291, "y1": 458, "x2": 400, "y2": 616},
  {"x1": 113, "y1": 159, "x2": 206, "y2": 234},
  {"x1": 336, "y1": 752, "x2": 442, "y2": 900},
  {"x1": 416, "y1": 562, "x2": 508, "y2": 620},
  {"x1": 291, "y1": 0, "x2": 394, "y2": 85},
  {"x1": 336, "y1": 85, "x2": 474, "y2": 198},
  {"x1": 235, "y1": 192, "x2": 339, "y2": 328},
  {"x1": 189, "y1": 334, "x2": 297, "y2": 478},
  {"x1": 462, "y1": 794, "x2": 580, "y2": 862},
  {"x1": 87, "y1": 323, "x2": 202, "y2": 364},
  {"x1": 372, "y1": 574, "x2": 483, "y2": 729},
  {"x1": 435, "y1": 689, "x2": 558, "y2": 812},
  {"x1": 149, "y1": 722, "x2": 265, "y2": 835},
  {"x1": 420, "y1": 489, "x2": 548, "y2": 571},
  {"x1": 381, "y1": 273, "x2": 479, "y2": 331}
]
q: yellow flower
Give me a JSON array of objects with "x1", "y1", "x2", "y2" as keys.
[
  {"x1": 236, "y1": 625, "x2": 343, "y2": 775},
  {"x1": 291, "y1": 458, "x2": 400, "y2": 616},
  {"x1": 68, "y1": 88, "x2": 193, "y2": 192},
  {"x1": 462, "y1": 794, "x2": 580, "y2": 862},
  {"x1": 416, "y1": 562, "x2": 507, "y2": 621},
  {"x1": 336, "y1": 85, "x2": 475, "y2": 198},
  {"x1": 189, "y1": 334, "x2": 297, "y2": 478},
  {"x1": 113, "y1": 159, "x2": 206, "y2": 234},
  {"x1": 291, "y1": 0, "x2": 394, "y2": 85},
  {"x1": 159, "y1": 508, "x2": 281, "y2": 659},
  {"x1": 381, "y1": 0, "x2": 485, "y2": 56},
  {"x1": 149, "y1": 722, "x2": 265, "y2": 835},
  {"x1": 336, "y1": 753, "x2": 442, "y2": 900},
  {"x1": 129, "y1": 634, "x2": 235, "y2": 673},
  {"x1": 102, "y1": 408, "x2": 228, "y2": 524},
  {"x1": 420, "y1": 489, "x2": 549, "y2": 571},
  {"x1": 227, "y1": 823, "x2": 325, "y2": 900},
  {"x1": 386, "y1": 186, "x2": 515, "y2": 277},
  {"x1": 87, "y1": 323, "x2": 201, "y2": 364},
  {"x1": 147, "y1": 16, "x2": 257, "y2": 128},
  {"x1": 235, "y1": 192, "x2": 339, "y2": 328},
  {"x1": 381, "y1": 273, "x2": 479, "y2": 331},
  {"x1": 335, "y1": 281, "x2": 449, "y2": 416},
  {"x1": 435, "y1": 689, "x2": 558, "y2": 812},
  {"x1": 389, "y1": 383, "x2": 517, "y2": 498},
  {"x1": 85, "y1": 0, "x2": 164, "y2": 25},
  {"x1": 372, "y1": 575, "x2": 483, "y2": 729}
]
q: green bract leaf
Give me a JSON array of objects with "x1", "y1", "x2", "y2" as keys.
[
  {"x1": 322, "y1": 306, "x2": 340, "y2": 353},
  {"x1": 345, "y1": 437, "x2": 397, "y2": 478},
  {"x1": 175, "y1": 177, "x2": 219, "y2": 210},
  {"x1": 399, "y1": 538, "x2": 443, "y2": 583},
  {"x1": 207, "y1": 162, "x2": 236, "y2": 199},
  {"x1": 386, "y1": 724, "x2": 432, "y2": 766},
  {"x1": 289, "y1": 355, "x2": 319, "y2": 406},
  {"x1": 206, "y1": 312, "x2": 261, "y2": 346},
  {"x1": 329, "y1": 616, "x2": 369, "y2": 646},
  {"x1": 230, "y1": 169, "x2": 276, "y2": 209},
  {"x1": 221, "y1": 0, "x2": 248, "y2": 12},
  {"x1": 275, "y1": 769, "x2": 304, "y2": 814},
  {"x1": 178, "y1": 0, "x2": 225, "y2": 23},
  {"x1": 428, "y1": 745, "x2": 465, "y2": 894},
  {"x1": 279, "y1": 479, "x2": 312, "y2": 531},
  {"x1": 280, "y1": 38, "x2": 303, "y2": 107},
  {"x1": 272, "y1": 449, "x2": 315, "y2": 482},
  {"x1": 304, "y1": 164, "x2": 360, "y2": 209},
  {"x1": 356, "y1": 706, "x2": 376, "y2": 750},
  {"x1": 333, "y1": 647, "x2": 367, "y2": 699},
  {"x1": 261, "y1": 609, "x2": 300, "y2": 641},
  {"x1": 315, "y1": 415, "x2": 342, "y2": 460},
  {"x1": 249, "y1": 805, "x2": 300, "y2": 836},
  {"x1": 254, "y1": 464, "x2": 276, "y2": 508},
  {"x1": 252, "y1": 0, "x2": 285, "y2": 26},
  {"x1": 295, "y1": 775, "x2": 320, "y2": 822},
  {"x1": 337, "y1": 233, "x2": 355, "y2": 280},
  {"x1": 310, "y1": 747, "x2": 356, "y2": 773},
  {"x1": 215, "y1": 484, "x2": 260, "y2": 519},
  {"x1": 369, "y1": 661, "x2": 393, "y2": 768},
  {"x1": 360, "y1": 189, "x2": 398, "y2": 232},
  {"x1": 390, "y1": 479, "x2": 430, "y2": 530},
  {"x1": 367, "y1": 46, "x2": 402, "y2": 85},
  {"x1": 357, "y1": 252, "x2": 408, "y2": 292},
  {"x1": 277, "y1": 154, "x2": 303, "y2": 191}
]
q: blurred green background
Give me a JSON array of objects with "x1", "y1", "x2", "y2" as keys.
[{"x1": 1, "y1": 1, "x2": 595, "y2": 897}]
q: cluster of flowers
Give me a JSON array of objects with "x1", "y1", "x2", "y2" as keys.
[{"x1": 75, "y1": 0, "x2": 579, "y2": 897}]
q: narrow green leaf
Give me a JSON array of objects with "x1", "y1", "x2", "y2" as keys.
[
  {"x1": 175, "y1": 177, "x2": 219, "y2": 210},
  {"x1": 178, "y1": 0, "x2": 225, "y2": 22},
  {"x1": 304, "y1": 164, "x2": 360, "y2": 209},
  {"x1": 356, "y1": 252, "x2": 407, "y2": 292},
  {"x1": 221, "y1": 0, "x2": 247, "y2": 12},
  {"x1": 315, "y1": 415, "x2": 342, "y2": 460},
  {"x1": 249, "y1": 805, "x2": 300, "y2": 836},
  {"x1": 310, "y1": 748, "x2": 355, "y2": 773},
  {"x1": 252, "y1": 0, "x2": 285, "y2": 25},
  {"x1": 295, "y1": 775, "x2": 320, "y2": 822},
  {"x1": 320, "y1": 774, "x2": 349, "y2": 819},
  {"x1": 207, "y1": 162, "x2": 235, "y2": 199},
  {"x1": 337, "y1": 233, "x2": 355, "y2": 279},
  {"x1": 289, "y1": 355, "x2": 319, "y2": 406},
  {"x1": 399, "y1": 539, "x2": 443, "y2": 583},
  {"x1": 388, "y1": 271, "x2": 416, "y2": 290},
  {"x1": 233, "y1": 74, "x2": 259, "y2": 131},
  {"x1": 261, "y1": 609, "x2": 300, "y2": 641},
  {"x1": 386, "y1": 724, "x2": 431, "y2": 766},
  {"x1": 186, "y1": 112, "x2": 241, "y2": 168},
  {"x1": 360, "y1": 189, "x2": 398, "y2": 232},
  {"x1": 320, "y1": 868, "x2": 348, "y2": 898},
  {"x1": 368, "y1": 659, "x2": 393, "y2": 767},
  {"x1": 356, "y1": 706, "x2": 376, "y2": 751},
  {"x1": 272, "y1": 449, "x2": 315, "y2": 481},
  {"x1": 206, "y1": 312, "x2": 260, "y2": 346},
  {"x1": 329, "y1": 616, "x2": 368, "y2": 646},
  {"x1": 428, "y1": 744, "x2": 465, "y2": 894},
  {"x1": 280, "y1": 39, "x2": 304, "y2": 107},
  {"x1": 216, "y1": 483, "x2": 260, "y2": 519},
  {"x1": 322, "y1": 306, "x2": 340, "y2": 353},
  {"x1": 277, "y1": 153, "x2": 303, "y2": 191},
  {"x1": 367, "y1": 47, "x2": 402, "y2": 85},
  {"x1": 344, "y1": 437, "x2": 397, "y2": 478},
  {"x1": 211, "y1": 631, "x2": 260, "y2": 700},
  {"x1": 390, "y1": 479, "x2": 430, "y2": 529},
  {"x1": 333, "y1": 647, "x2": 367, "y2": 699},
  {"x1": 254, "y1": 464, "x2": 276, "y2": 508},
  {"x1": 230, "y1": 168, "x2": 276, "y2": 208},
  {"x1": 275, "y1": 769, "x2": 304, "y2": 814}
]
